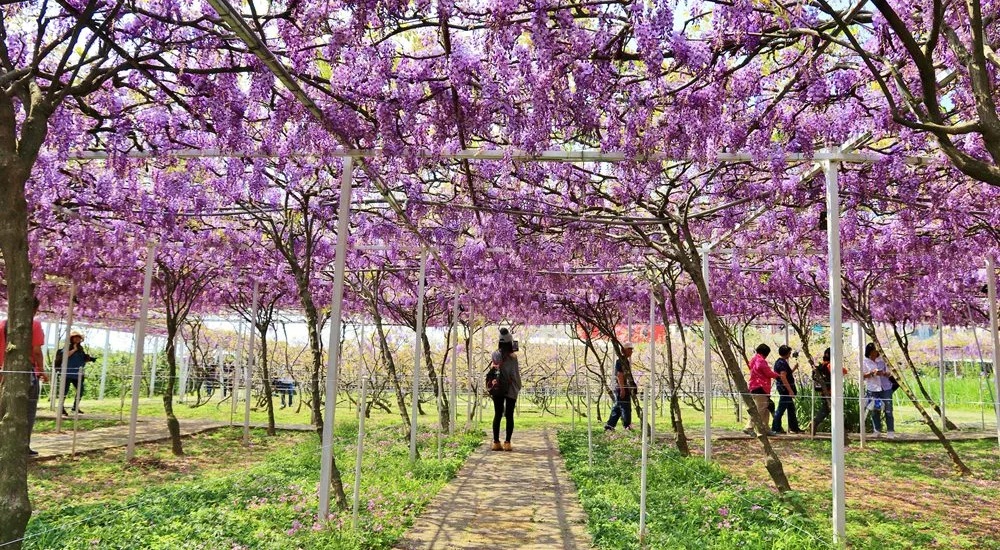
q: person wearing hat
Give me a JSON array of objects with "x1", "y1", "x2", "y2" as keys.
[
  {"x1": 604, "y1": 343, "x2": 635, "y2": 431},
  {"x1": 490, "y1": 328, "x2": 522, "y2": 451},
  {"x1": 55, "y1": 329, "x2": 96, "y2": 415}
]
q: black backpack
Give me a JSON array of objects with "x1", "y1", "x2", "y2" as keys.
[{"x1": 485, "y1": 361, "x2": 508, "y2": 398}]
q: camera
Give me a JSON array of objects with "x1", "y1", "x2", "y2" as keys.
[
  {"x1": 792, "y1": 351, "x2": 799, "y2": 358},
  {"x1": 512, "y1": 340, "x2": 519, "y2": 352}
]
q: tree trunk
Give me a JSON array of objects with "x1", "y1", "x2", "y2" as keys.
[
  {"x1": 163, "y1": 320, "x2": 184, "y2": 456},
  {"x1": 0, "y1": 162, "x2": 36, "y2": 548},
  {"x1": 659, "y1": 287, "x2": 690, "y2": 456},
  {"x1": 890, "y1": 324, "x2": 960, "y2": 431},
  {"x1": 684, "y1": 253, "x2": 792, "y2": 492},
  {"x1": 259, "y1": 325, "x2": 276, "y2": 436},
  {"x1": 421, "y1": 332, "x2": 450, "y2": 432},
  {"x1": 373, "y1": 310, "x2": 410, "y2": 429},
  {"x1": 292, "y1": 273, "x2": 347, "y2": 508},
  {"x1": 866, "y1": 323, "x2": 971, "y2": 474}
]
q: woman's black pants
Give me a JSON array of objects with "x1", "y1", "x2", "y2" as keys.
[{"x1": 492, "y1": 396, "x2": 516, "y2": 442}]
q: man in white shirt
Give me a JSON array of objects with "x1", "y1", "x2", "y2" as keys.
[{"x1": 862, "y1": 343, "x2": 885, "y2": 436}]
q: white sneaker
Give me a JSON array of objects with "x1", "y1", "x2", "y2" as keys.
[
  {"x1": 871, "y1": 430, "x2": 881, "y2": 437},
  {"x1": 885, "y1": 432, "x2": 896, "y2": 439}
]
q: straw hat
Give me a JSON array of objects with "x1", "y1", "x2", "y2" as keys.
[{"x1": 69, "y1": 330, "x2": 85, "y2": 340}]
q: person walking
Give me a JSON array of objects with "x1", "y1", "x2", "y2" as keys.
[
  {"x1": 771, "y1": 345, "x2": 803, "y2": 434},
  {"x1": 862, "y1": 343, "x2": 885, "y2": 436},
  {"x1": 54, "y1": 330, "x2": 95, "y2": 415},
  {"x1": 604, "y1": 343, "x2": 635, "y2": 431},
  {"x1": 0, "y1": 297, "x2": 49, "y2": 456},
  {"x1": 876, "y1": 355, "x2": 896, "y2": 439},
  {"x1": 490, "y1": 328, "x2": 522, "y2": 451},
  {"x1": 743, "y1": 344, "x2": 786, "y2": 436},
  {"x1": 809, "y1": 348, "x2": 833, "y2": 436}
]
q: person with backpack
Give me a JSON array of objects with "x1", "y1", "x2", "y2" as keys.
[
  {"x1": 771, "y1": 345, "x2": 803, "y2": 434},
  {"x1": 54, "y1": 330, "x2": 96, "y2": 415},
  {"x1": 487, "y1": 328, "x2": 522, "y2": 451},
  {"x1": 604, "y1": 343, "x2": 635, "y2": 431}
]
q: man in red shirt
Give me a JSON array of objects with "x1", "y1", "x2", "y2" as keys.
[{"x1": 0, "y1": 297, "x2": 48, "y2": 456}]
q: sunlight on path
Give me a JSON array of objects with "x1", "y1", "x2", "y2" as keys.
[{"x1": 396, "y1": 428, "x2": 593, "y2": 550}]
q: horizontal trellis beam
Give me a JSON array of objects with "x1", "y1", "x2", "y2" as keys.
[{"x1": 67, "y1": 147, "x2": 936, "y2": 166}]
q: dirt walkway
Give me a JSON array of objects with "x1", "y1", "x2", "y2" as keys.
[
  {"x1": 396, "y1": 428, "x2": 593, "y2": 550},
  {"x1": 29, "y1": 415, "x2": 315, "y2": 460}
]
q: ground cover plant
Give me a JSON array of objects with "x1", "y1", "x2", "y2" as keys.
[
  {"x1": 558, "y1": 430, "x2": 829, "y2": 550},
  {"x1": 709, "y1": 438, "x2": 1000, "y2": 549},
  {"x1": 24, "y1": 426, "x2": 481, "y2": 549}
]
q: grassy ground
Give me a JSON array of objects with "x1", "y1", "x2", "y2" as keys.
[
  {"x1": 558, "y1": 429, "x2": 829, "y2": 550},
  {"x1": 561, "y1": 429, "x2": 999, "y2": 549},
  {"x1": 24, "y1": 425, "x2": 482, "y2": 549},
  {"x1": 708, "y1": 437, "x2": 1000, "y2": 549},
  {"x1": 32, "y1": 418, "x2": 125, "y2": 434}
]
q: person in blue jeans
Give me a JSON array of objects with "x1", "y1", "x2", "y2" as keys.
[
  {"x1": 604, "y1": 344, "x2": 634, "y2": 431},
  {"x1": 771, "y1": 345, "x2": 803, "y2": 434},
  {"x1": 862, "y1": 343, "x2": 885, "y2": 435},
  {"x1": 877, "y1": 356, "x2": 896, "y2": 438}
]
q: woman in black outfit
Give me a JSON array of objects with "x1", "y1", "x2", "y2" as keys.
[{"x1": 491, "y1": 328, "x2": 523, "y2": 451}]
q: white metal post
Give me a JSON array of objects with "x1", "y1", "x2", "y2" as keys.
[
  {"x1": 410, "y1": 248, "x2": 428, "y2": 461},
  {"x1": 149, "y1": 336, "x2": 159, "y2": 398},
  {"x1": 231, "y1": 322, "x2": 244, "y2": 424},
  {"x1": 319, "y1": 156, "x2": 354, "y2": 519},
  {"x1": 987, "y1": 257, "x2": 1000, "y2": 448},
  {"x1": 701, "y1": 247, "x2": 712, "y2": 461},
  {"x1": 450, "y1": 296, "x2": 459, "y2": 435},
  {"x1": 178, "y1": 347, "x2": 189, "y2": 403},
  {"x1": 48, "y1": 320, "x2": 61, "y2": 410},
  {"x1": 55, "y1": 281, "x2": 76, "y2": 433},
  {"x1": 585, "y1": 371, "x2": 594, "y2": 468},
  {"x1": 127, "y1": 242, "x2": 157, "y2": 460},
  {"x1": 638, "y1": 375, "x2": 651, "y2": 546},
  {"x1": 857, "y1": 323, "x2": 865, "y2": 447},
  {"x1": 466, "y1": 308, "x2": 474, "y2": 429},
  {"x1": 825, "y1": 149, "x2": 846, "y2": 545},
  {"x1": 648, "y1": 289, "x2": 657, "y2": 442},
  {"x1": 352, "y1": 369, "x2": 368, "y2": 529},
  {"x1": 938, "y1": 313, "x2": 946, "y2": 429},
  {"x1": 99, "y1": 328, "x2": 110, "y2": 400},
  {"x1": 244, "y1": 281, "x2": 260, "y2": 445}
]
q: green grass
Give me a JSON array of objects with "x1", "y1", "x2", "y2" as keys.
[
  {"x1": 25, "y1": 425, "x2": 482, "y2": 549},
  {"x1": 32, "y1": 418, "x2": 125, "y2": 433},
  {"x1": 558, "y1": 429, "x2": 829, "y2": 550},
  {"x1": 711, "y1": 437, "x2": 1000, "y2": 550}
]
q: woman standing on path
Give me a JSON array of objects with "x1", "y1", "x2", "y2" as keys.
[{"x1": 491, "y1": 328, "x2": 522, "y2": 451}]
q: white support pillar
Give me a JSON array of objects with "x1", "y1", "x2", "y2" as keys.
[
  {"x1": 638, "y1": 374, "x2": 651, "y2": 546},
  {"x1": 351, "y1": 367, "x2": 369, "y2": 529},
  {"x1": 149, "y1": 336, "x2": 159, "y2": 397},
  {"x1": 127, "y1": 242, "x2": 157, "y2": 460},
  {"x1": 450, "y1": 296, "x2": 460, "y2": 435},
  {"x1": 99, "y1": 328, "x2": 110, "y2": 400},
  {"x1": 825, "y1": 149, "x2": 846, "y2": 545},
  {"x1": 466, "y1": 308, "x2": 474, "y2": 429},
  {"x1": 55, "y1": 281, "x2": 76, "y2": 433},
  {"x1": 231, "y1": 322, "x2": 244, "y2": 424},
  {"x1": 938, "y1": 313, "x2": 946, "y2": 429},
  {"x1": 48, "y1": 320, "x2": 61, "y2": 410},
  {"x1": 244, "y1": 281, "x2": 260, "y2": 445},
  {"x1": 178, "y1": 347, "x2": 189, "y2": 403},
  {"x1": 410, "y1": 248, "x2": 428, "y2": 461},
  {"x1": 987, "y1": 257, "x2": 1000, "y2": 448},
  {"x1": 701, "y1": 247, "x2": 712, "y2": 461},
  {"x1": 648, "y1": 288, "x2": 657, "y2": 442},
  {"x1": 319, "y1": 156, "x2": 354, "y2": 519},
  {"x1": 857, "y1": 323, "x2": 866, "y2": 447}
]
